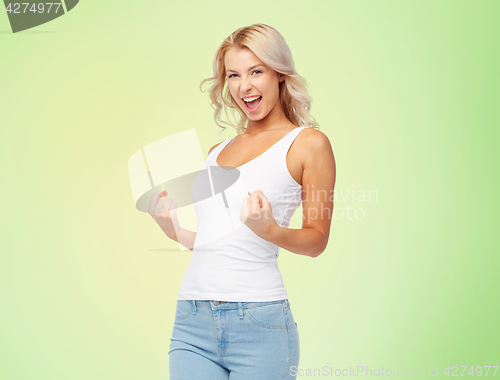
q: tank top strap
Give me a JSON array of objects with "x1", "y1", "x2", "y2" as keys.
[
  {"x1": 207, "y1": 138, "x2": 231, "y2": 165},
  {"x1": 269, "y1": 126, "x2": 308, "y2": 160},
  {"x1": 279, "y1": 126, "x2": 307, "y2": 148}
]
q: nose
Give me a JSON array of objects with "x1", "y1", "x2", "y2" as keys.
[{"x1": 240, "y1": 74, "x2": 253, "y2": 93}]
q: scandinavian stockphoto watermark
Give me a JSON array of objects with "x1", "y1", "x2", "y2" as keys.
[
  {"x1": 305, "y1": 184, "x2": 378, "y2": 222},
  {"x1": 281, "y1": 184, "x2": 378, "y2": 224},
  {"x1": 290, "y1": 365, "x2": 499, "y2": 377},
  {"x1": 241, "y1": 184, "x2": 378, "y2": 225}
]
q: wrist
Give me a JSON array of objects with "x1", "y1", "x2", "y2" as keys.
[
  {"x1": 263, "y1": 222, "x2": 281, "y2": 242},
  {"x1": 164, "y1": 226, "x2": 180, "y2": 243}
]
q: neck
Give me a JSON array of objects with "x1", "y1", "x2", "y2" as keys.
[{"x1": 245, "y1": 102, "x2": 293, "y2": 134}]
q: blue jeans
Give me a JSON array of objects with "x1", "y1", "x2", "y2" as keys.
[{"x1": 169, "y1": 299, "x2": 300, "y2": 379}]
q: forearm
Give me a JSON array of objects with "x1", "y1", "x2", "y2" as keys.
[
  {"x1": 170, "y1": 227, "x2": 197, "y2": 252},
  {"x1": 263, "y1": 224, "x2": 327, "y2": 258}
]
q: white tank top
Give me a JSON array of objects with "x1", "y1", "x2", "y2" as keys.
[{"x1": 177, "y1": 126, "x2": 308, "y2": 302}]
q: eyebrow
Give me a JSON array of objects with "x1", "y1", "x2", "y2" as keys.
[{"x1": 225, "y1": 64, "x2": 264, "y2": 73}]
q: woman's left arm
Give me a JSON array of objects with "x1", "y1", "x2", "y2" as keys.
[{"x1": 249, "y1": 130, "x2": 336, "y2": 258}]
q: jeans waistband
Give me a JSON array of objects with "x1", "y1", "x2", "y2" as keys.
[
  {"x1": 183, "y1": 299, "x2": 290, "y2": 319},
  {"x1": 198, "y1": 299, "x2": 287, "y2": 306}
]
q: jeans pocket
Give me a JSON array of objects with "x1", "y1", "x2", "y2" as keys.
[
  {"x1": 175, "y1": 300, "x2": 192, "y2": 321},
  {"x1": 244, "y1": 303, "x2": 287, "y2": 329}
]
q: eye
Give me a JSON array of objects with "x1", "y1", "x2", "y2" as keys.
[{"x1": 227, "y1": 70, "x2": 261, "y2": 79}]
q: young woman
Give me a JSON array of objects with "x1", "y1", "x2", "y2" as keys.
[{"x1": 149, "y1": 23, "x2": 336, "y2": 380}]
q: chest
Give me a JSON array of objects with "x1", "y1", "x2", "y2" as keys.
[{"x1": 216, "y1": 136, "x2": 303, "y2": 186}]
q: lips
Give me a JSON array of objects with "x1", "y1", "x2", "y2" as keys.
[{"x1": 243, "y1": 96, "x2": 262, "y2": 112}]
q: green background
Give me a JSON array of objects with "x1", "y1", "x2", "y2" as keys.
[{"x1": 1, "y1": 0, "x2": 498, "y2": 378}]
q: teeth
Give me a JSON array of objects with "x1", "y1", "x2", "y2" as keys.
[{"x1": 243, "y1": 96, "x2": 261, "y2": 102}]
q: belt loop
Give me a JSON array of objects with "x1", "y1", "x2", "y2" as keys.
[
  {"x1": 238, "y1": 302, "x2": 243, "y2": 319},
  {"x1": 192, "y1": 300, "x2": 197, "y2": 315},
  {"x1": 284, "y1": 299, "x2": 290, "y2": 312}
]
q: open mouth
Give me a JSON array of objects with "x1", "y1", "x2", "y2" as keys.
[{"x1": 243, "y1": 96, "x2": 262, "y2": 112}]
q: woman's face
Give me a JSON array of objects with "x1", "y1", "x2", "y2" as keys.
[{"x1": 224, "y1": 47, "x2": 284, "y2": 122}]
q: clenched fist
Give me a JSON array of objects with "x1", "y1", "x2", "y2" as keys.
[
  {"x1": 149, "y1": 190, "x2": 180, "y2": 242},
  {"x1": 240, "y1": 190, "x2": 279, "y2": 240}
]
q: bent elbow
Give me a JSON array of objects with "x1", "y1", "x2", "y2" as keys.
[
  {"x1": 312, "y1": 249, "x2": 324, "y2": 258},
  {"x1": 313, "y1": 239, "x2": 328, "y2": 258}
]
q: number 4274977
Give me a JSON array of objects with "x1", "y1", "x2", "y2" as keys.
[
  {"x1": 444, "y1": 366, "x2": 499, "y2": 377},
  {"x1": 5, "y1": 3, "x2": 63, "y2": 14}
]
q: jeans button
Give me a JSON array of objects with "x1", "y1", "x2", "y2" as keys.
[{"x1": 213, "y1": 301, "x2": 219, "y2": 305}]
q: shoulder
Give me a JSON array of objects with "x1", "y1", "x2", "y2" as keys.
[
  {"x1": 296, "y1": 127, "x2": 332, "y2": 156},
  {"x1": 208, "y1": 141, "x2": 224, "y2": 156}
]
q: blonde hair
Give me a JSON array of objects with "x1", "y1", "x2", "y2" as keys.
[{"x1": 200, "y1": 23, "x2": 319, "y2": 137}]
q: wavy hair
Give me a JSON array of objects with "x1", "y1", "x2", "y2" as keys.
[{"x1": 200, "y1": 23, "x2": 319, "y2": 137}]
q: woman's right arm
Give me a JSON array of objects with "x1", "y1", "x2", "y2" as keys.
[
  {"x1": 148, "y1": 142, "x2": 224, "y2": 252},
  {"x1": 170, "y1": 226, "x2": 197, "y2": 252},
  {"x1": 149, "y1": 190, "x2": 197, "y2": 250}
]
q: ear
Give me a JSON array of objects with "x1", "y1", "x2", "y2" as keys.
[{"x1": 278, "y1": 73, "x2": 285, "y2": 83}]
